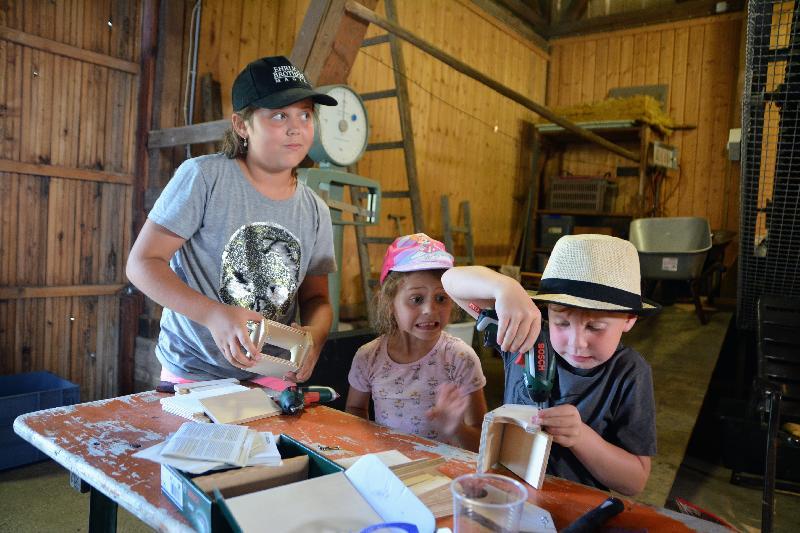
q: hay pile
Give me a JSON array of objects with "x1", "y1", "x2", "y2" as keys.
[{"x1": 541, "y1": 95, "x2": 676, "y2": 135}]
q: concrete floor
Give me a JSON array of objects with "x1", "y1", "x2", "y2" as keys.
[{"x1": 1, "y1": 303, "x2": 798, "y2": 531}]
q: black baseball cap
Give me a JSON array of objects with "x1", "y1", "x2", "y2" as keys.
[{"x1": 232, "y1": 56, "x2": 338, "y2": 111}]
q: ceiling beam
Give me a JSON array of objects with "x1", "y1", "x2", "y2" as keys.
[
  {"x1": 557, "y1": 0, "x2": 588, "y2": 24},
  {"x1": 549, "y1": 0, "x2": 744, "y2": 38},
  {"x1": 290, "y1": 0, "x2": 379, "y2": 85},
  {"x1": 469, "y1": 0, "x2": 549, "y2": 52}
]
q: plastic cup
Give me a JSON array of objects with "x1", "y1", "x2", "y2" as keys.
[{"x1": 451, "y1": 473, "x2": 528, "y2": 533}]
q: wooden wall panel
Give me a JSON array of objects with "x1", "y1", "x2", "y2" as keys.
[
  {"x1": 344, "y1": 0, "x2": 548, "y2": 307},
  {"x1": 185, "y1": 0, "x2": 548, "y2": 312},
  {"x1": 546, "y1": 14, "x2": 743, "y2": 233},
  {"x1": 0, "y1": 0, "x2": 140, "y2": 400}
]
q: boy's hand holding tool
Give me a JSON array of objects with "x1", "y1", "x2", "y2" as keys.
[{"x1": 476, "y1": 308, "x2": 556, "y2": 409}]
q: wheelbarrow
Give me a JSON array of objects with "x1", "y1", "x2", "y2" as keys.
[{"x1": 629, "y1": 217, "x2": 712, "y2": 324}]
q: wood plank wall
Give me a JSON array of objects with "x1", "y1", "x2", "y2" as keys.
[
  {"x1": 347, "y1": 1, "x2": 547, "y2": 308},
  {"x1": 185, "y1": 0, "x2": 548, "y2": 312},
  {"x1": 0, "y1": 1, "x2": 141, "y2": 400},
  {"x1": 546, "y1": 13, "x2": 743, "y2": 237}
]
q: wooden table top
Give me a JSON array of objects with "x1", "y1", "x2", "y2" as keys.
[{"x1": 14, "y1": 391, "x2": 700, "y2": 532}]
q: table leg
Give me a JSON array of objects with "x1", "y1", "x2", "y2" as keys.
[{"x1": 89, "y1": 486, "x2": 118, "y2": 533}]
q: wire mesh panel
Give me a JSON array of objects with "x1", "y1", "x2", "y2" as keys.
[
  {"x1": 548, "y1": 178, "x2": 608, "y2": 211},
  {"x1": 739, "y1": 1, "x2": 800, "y2": 330}
]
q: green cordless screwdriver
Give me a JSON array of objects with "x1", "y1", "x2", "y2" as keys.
[{"x1": 475, "y1": 308, "x2": 556, "y2": 408}]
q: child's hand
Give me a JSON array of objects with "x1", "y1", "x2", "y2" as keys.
[
  {"x1": 425, "y1": 383, "x2": 469, "y2": 437},
  {"x1": 205, "y1": 303, "x2": 264, "y2": 370},
  {"x1": 494, "y1": 279, "x2": 541, "y2": 353},
  {"x1": 534, "y1": 404, "x2": 584, "y2": 448},
  {"x1": 284, "y1": 323, "x2": 321, "y2": 383}
]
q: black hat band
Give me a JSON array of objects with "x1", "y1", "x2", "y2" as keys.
[{"x1": 536, "y1": 278, "x2": 643, "y2": 310}]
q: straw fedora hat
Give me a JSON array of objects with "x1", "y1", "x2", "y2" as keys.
[{"x1": 533, "y1": 234, "x2": 660, "y2": 315}]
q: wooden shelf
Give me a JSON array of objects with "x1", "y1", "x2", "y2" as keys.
[
  {"x1": 538, "y1": 209, "x2": 633, "y2": 217},
  {"x1": 536, "y1": 122, "x2": 646, "y2": 145}
]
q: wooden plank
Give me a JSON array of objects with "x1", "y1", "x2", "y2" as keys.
[
  {"x1": 148, "y1": 119, "x2": 229, "y2": 148},
  {"x1": 292, "y1": 0, "x2": 380, "y2": 85},
  {"x1": 0, "y1": 159, "x2": 133, "y2": 185},
  {"x1": 551, "y1": 11, "x2": 743, "y2": 45},
  {"x1": 0, "y1": 284, "x2": 124, "y2": 300},
  {"x1": 694, "y1": 20, "x2": 718, "y2": 225},
  {"x1": 644, "y1": 31, "x2": 661, "y2": 85},
  {"x1": 217, "y1": 1, "x2": 244, "y2": 112},
  {"x1": 467, "y1": 0, "x2": 549, "y2": 52},
  {"x1": 618, "y1": 34, "x2": 633, "y2": 88},
  {"x1": 16, "y1": 175, "x2": 48, "y2": 287},
  {"x1": 548, "y1": 0, "x2": 744, "y2": 38},
  {"x1": 631, "y1": 32, "x2": 647, "y2": 86},
  {"x1": 581, "y1": 40, "x2": 596, "y2": 103},
  {"x1": 345, "y1": 1, "x2": 639, "y2": 162},
  {"x1": 658, "y1": 29, "x2": 675, "y2": 92},
  {"x1": 20, "y1": 45, "x2": 35, "y2": 163},
  {"x1": 258, "y1": 0, "x2": 279, "y2": 53},
  {"x1": 666, "y1": 26, "x2": 690, "y2": 217},
  {"x1": 569, "y1": 39, "x2": 583, "y2": 105},
  {"x1": 679, "y1": 24, "x2": 705, "y2": 217},
  {"x1": 239, "y1": 1, "x2": 263, "y2": 65},
  {"x1": 0, "y1": 25, "x2": 139, "y2": 74},
  {"x1": 38, "y1": 46, "x2": 55, "y2": 165},
  {"x1": 592, "y1": 37, "x2": 608, "y2": 103}
]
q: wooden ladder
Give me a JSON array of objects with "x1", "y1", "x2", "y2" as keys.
[
  {"x1": 441, "y1": 196, "x2": 475, "y2": 266},
  {"x1": 352, "y1": 0, "x2": 424, "y2": 321}
]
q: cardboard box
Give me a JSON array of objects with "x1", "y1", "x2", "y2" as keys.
[
  {"x1": 162, "y1": 435, "x2": 435, "y2": 533},
  {"x1": 161, "y1": 434, "x2": 342, "y2": 533},
  {"x1": 477, "y1": 405, "x2": 552, "y2": 490}
]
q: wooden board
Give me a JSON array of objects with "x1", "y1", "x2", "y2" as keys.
[{"x1": 0, "y1": 0, "x2": 139, "y2": 399}]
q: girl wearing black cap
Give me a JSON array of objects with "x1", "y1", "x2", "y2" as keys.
[{"x1": 127, "y1": 57, "x2": 338, "y2": 386}]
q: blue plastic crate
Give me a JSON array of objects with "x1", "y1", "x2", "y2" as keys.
[
  {"x1": 539, "y1": 214, "x2": 575, "y2": 249},
  {"x1": 1, "y1": 371, "x2": 80, "y2": 470}
]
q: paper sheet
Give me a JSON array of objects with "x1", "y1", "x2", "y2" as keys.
[
  {"x1": 136, "y1": 430, "x2": 282, "y2": 473},
  {"x1": 161, "y1": 422, "x2": 250, "y2": 466}
]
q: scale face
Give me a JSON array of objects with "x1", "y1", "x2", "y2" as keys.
[{"x1": 309, "y1": 85, "x2": 369, "y2": 167}]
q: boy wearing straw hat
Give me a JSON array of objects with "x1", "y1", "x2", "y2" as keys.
[{"x1": 442, "y1": 234, "x2": 659, "y2": 496}]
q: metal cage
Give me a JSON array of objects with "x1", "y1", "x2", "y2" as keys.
[{"x1": 739, "y1": 1, "x2": 800, "y2": 330}]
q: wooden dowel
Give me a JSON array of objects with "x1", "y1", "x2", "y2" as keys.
[{"x1": 344, "y1": 1, "x2": 640, "y2": 162}]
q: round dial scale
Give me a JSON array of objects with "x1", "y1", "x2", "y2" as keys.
[{"x1": 309, "y1": 85, "x2": 369, "y2": 167}]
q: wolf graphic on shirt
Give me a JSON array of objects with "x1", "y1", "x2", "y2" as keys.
[{"x1": 219, "y1": 222, "x2": 301, "y2": 321}]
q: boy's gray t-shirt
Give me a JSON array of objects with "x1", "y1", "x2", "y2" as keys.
[
  {"x1": 502, "y1": 326, "x2": 657, "y2": 490},
  {"x1": 148, "y1": 153, "x2": 336, "y2": 380}
]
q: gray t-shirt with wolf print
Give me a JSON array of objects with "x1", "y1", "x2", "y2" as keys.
[{"x1": 148, "y1": 153, "x2": 336, "y2": 380}]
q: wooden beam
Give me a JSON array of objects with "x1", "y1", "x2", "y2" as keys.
[
  {"x1": 497, "y1": 0, "x2": 550, "y2": 28},
  {"x1": 0, "y1": 285, "x2": 125, "y2": 300},
  {"x1": 557, "y1": 0, "x2": 588, "y2": 23},
  {"x1": 148, "y1": 119, "x2": 229, "y2": 148},
  {"x1": 148, "y1": 0, "x2": 379, "y2": 149},
  {"x1": 0, "y1": 26, "x2": 139, "y2": 74},
  {"x1": 536, "y1": 0, "x2": 551, "y2": 22},
  {"x1": 549, "y1": 0, "x2": 744, "y2": 38},
  {"x1": 124, "y1": 0, "x2": 160, "y2": 396},
  {"x1": 290, "y1": 0, "x2": 379, "y2": 86},
  {"x1": 470, "y1": 0, "x2": 549, "y2": 51},
  {"x1": 344, "y1": 1, "x2": 639, "y2": 162},
  {"x1": 0, "y1": 159, "x2": 133, "y2": 185}
]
